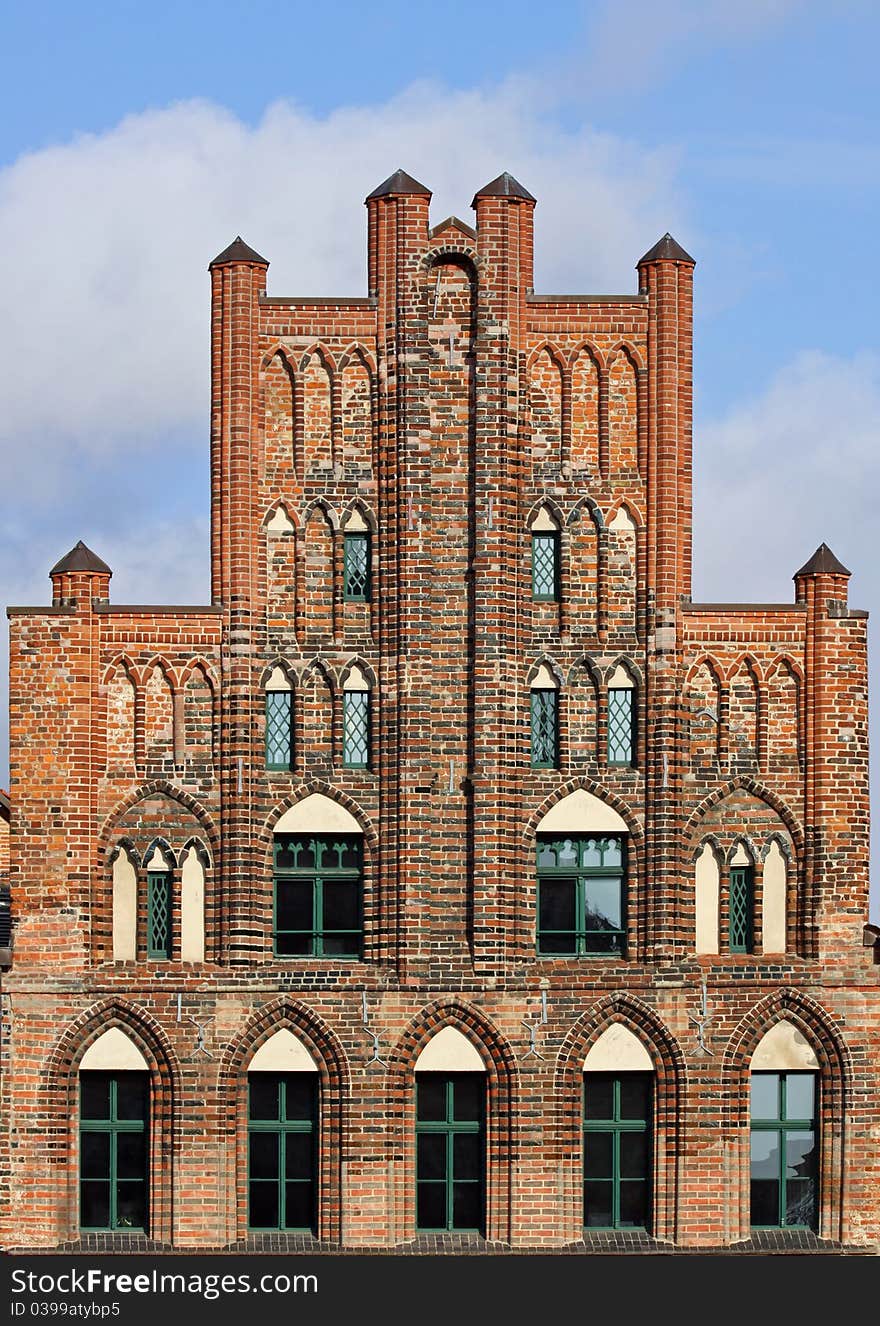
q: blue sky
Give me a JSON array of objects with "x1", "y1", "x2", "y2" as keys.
[{"x1": 1, "y1": 0, "x2": 878, "y2": 914}]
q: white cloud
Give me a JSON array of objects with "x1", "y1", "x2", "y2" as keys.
[{"x1": 0, "y1": 85, "x2": 686, "y2": 501}]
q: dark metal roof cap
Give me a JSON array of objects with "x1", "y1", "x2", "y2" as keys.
[
  {"x1": 471, "y1": 172, "x2": 536, "y2": 207},
  {"x1": 50, "y1": 540, "x2": 112, "y2": 577},
  {"x1": 637, "y1": 232, "x2": 695, "y2": 266},
  {"x1": 794, "y1": 543, "x2": 851, "y2": 578},
  {"x1": 209, "y1": 236, "x2": 269, "y2": 269},
  {"x1": 366, "y1": 169, "x2": 431, "y2": 201}
]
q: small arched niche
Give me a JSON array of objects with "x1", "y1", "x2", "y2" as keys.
[
  {"x1": 536, "y1": 788, "x2": 627, "y2": 834},
  {"x1": 751, "y1": 1020, "x2": 819, "y2": 1071},
  {"x1": 80, "y1": 1027, "x2": 149, "y2": 1071},
  {"x1": 112, "y1": 848, "x2": 137, "y2": 962},
  {"x1": 530, "y1": 663, "x2": 559, "y2": 691},
  {"x1": 415, "y1": 1026, "x2": 485, "y2": 1073},
  {"x1": 248, "y1": 1029, "x2": 318, "y2": 1073},
  {"x1": 275, "y1": 793, "x2": 360, "y2": 835},
  {"x1": 583, "y1": 1024, "x2": 653, "y2": 1073}
]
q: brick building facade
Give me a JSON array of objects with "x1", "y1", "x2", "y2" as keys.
[{"x1": 2, "y1": 170, "x2": 878, "y2": 1252}]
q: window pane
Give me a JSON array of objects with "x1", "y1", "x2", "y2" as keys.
[
  {"x1": 729, "y1": 867, "x2": 753, "y2": 952},
  {"x1": 417, "y1": 1182, "x2": 446, "y2": 1230},
  {"x1": 249, "y1": 1078, "x2": 280, "y2": 1122},
  {"x1": 344, "y1": 533, "x2": 370, "y2": 599},
  {"x1": 276, "y1": 932, "x2": 312, "y2": 956},
  {"x1": 249, "y1": 1133, "x2": 279, "y2": 1181},
  {"x1": 750, "y1": 1130, "x2": 779, "y2": 1179},
  {"x1": 115, "y1": 1182, "x2": 146, "y2": 1230},
  {"x1": 584, "y1": 877, "x2": 622, "y2": 932},
  {"x1": 785, "y1": 1075, "x2": 815, "y2": 1122},
  {"x1": 582, "y1": 930, "x2": 624, "y2": 954},
  {"x1": 81, "y1": 1132, "x2": 110, "y2": 1180},
  {"x1": 322, "y1": 881, "x2": 360, "y2": 932},
  {"x1": 539, "y1": 878, "x2": 576, "y2": 932},
  {"x1": 536, "y1": 841, "x2": 557, "y2": 868},
  {"x1": 584, "y1": 1076, "x2": 615, "y2": 1122},
  {"x1": 603, "y1": 838, "x2": 622, "y2": 868},
  {"x1": 750, "y1": 1074, "x2": 779, "y2": 1121},
  {"x1": 343, "y1": 691, "x2": 370, "y2": 767},
  {"x1": 116, "y1": 1132, "x2": 147, "y2": 1181},
  {"x1": 785, "y1": 1178, "x2": 817, "y2": 1229},
  {"x1": 80, "y1": 1181, "x2": 110, "y2": 1229},
  {"x1": 80, "y1": 1075, "x2": 111, "y2": 1121},
  {"x1": 583, "y1": 1131, "x2": 613, "y2": 1179},
  {"x1": 282, "y1": 1077, "x2": 315, "y2": 1123},
  {"x1": 274, "y1": 838, "x2": 304, "y2": 871},
  {"x1": 750, "y1": 1178, "x2": 780, "y2": 1227},
  {"x1": 619, "y1": 1076, "x2": 651, "y2": 1122},
  {"x1": 276, "y1": 881, "x2": 312, "y2": 933},
  {"x1": 532, "y1": 533, "x2": 558, "y2": 599},
  {"x1": 453, "y1": 1133, "x2": 481, "y2": 1181},
  {"x1": 452, "y1": 1182, "x2": 481, "y2": 1230},
  {"x1": 582, "y1": 838, "x2": 602, "y2": 867},
  {"x1": 284, "y1": 1181, "x2": 314, "y2": 1231},
  {"x1": 453, "y1": 1076, "x2": 483, "y2": 1122},
  {"x1": 620, "y1": 1132, "x2": 649, "y2": 1179},
  {"x1": 417, "y1": 1078, "x2": 447, "y2": 1123},
  {"x1": 115, "y1": 1075, "x2": 148, "y2": 1122},
  {"x1": 785, "y1": 1130, "x2": 817, "y2": 1181},
  {"x1": 418, "y1": 1134, "x2": 446, "y2": 1182},
  {"x1": 607, "y1": 688, "x2": 633, "y2": 764},
  {"x1": 618, "y1": 1181, "x2": 649, "y2": 1229},
  {"x1": 584, "y1": 1181, "x2": 613, "y2": 1228},
  {"x1": 531, "y1": 689, "x2": 558, "y2": 765},
  {"x1": 265, "y1": 691, "x2": 292, "y2": 768},
  {"x1": 249, "y1": 1182, "x2": 279, "y2": 1229},
  {"x1": 751, "y1": 1131, "x2": 781, "y2": 1224},
  {"x1": 321, "y1": 932, "x2": 360, "y2": 957},
  {"x1": 284, "y1": 1134, "x2": 313, "y2": 1182}
]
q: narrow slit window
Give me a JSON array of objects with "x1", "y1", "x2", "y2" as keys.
[
  {"x1": 607, "y1": 688, "x2": 634, "y2": 765},
  {"x1": 265, "y1": 690, "x2": 293, "y2": 771},
  {"x1": 531, "y1": 689, "x2": 559, "y2": 768},
  {"x1": 343, "y1": 690, "x2": 370, "y2": 768},
  {"x1": 729, "y1": 864, "x2": 754, "y2": 953},
  {"x1": 532, "y1": 532, "x2": 559, "y2": 601},
  {"x1": 146, "y1": 872, "x2": 172, "y2": 960},
  {"x1": 343, "y1": 532, "x2": 371, "y2": 601}
]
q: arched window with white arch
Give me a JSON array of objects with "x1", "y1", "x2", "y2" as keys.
[
  {"x1": 264, "y1": 665, "x2": 293, "y2": 772},
  {"x1": 583, "y1": 1025, "x2": 653, "y2": 1231},
  {"x1": 749, "y1": 1021, "x2": 819, "y2": 1231},
  {"x1": 342, "y1": 665, "x2": 371, "y2": 769},
  {"x1": 534, "y1": 790, "x2": 628, "y2": 956},
  {"x1": 606, "y1": 663, "x2": 636, "y2": 767},
  {"x1": 272, "y1": 794, "x2": 363, "y2": 958},
  {"x1": 414, "y1": 1027, "x2": 486, "y2": 1234},
  {"x1": 246, "y1": 1029, "x2": 319, "y2": 1233},
  {"x1": 530, "y1": 505, "x2": 561, "y2": 601},
  {"x1": 530, "y1": 663, "x2": 560, "y2": 768},
  {"x1": 79, "y1": 1029, "x2": 150, "y2": 1233}
]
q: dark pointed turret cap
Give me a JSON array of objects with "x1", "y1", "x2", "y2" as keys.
[
  {"x1": 366, "y1": 169, "x2": 431, "y2": 201},
  {"x1": 471, "y1": 171, "x2": 536, "y2": 208},
  {"x1": 50, "y1": 540, "x2": 112, "y2": 577},
  {"x1": 209, "y1": 235, "x2": 269, "y2": 269},
  {"x1": 794, "y1": 543, "x2": 851, "y2": 579},
  {"x1": 637, "y1": 232, "x2": 695, "y2": 266}
]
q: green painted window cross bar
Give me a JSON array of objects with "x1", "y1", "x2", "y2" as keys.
[
  {"x1": 583, "y1": 1073, "x2": 652, "y2": 1231},
  {"x1": 248, "y1": 1074, "x2": 317, "y2": 1232},
  {"x1": 416, "y1": 1074, "x2": 484, "y2": 1233},
  {"x1": 80, "y1": 1072, "x2": 149, "y2": 1233},
  {"x1": 147, "y1": 872, "x2": 171, "y2": 960}
]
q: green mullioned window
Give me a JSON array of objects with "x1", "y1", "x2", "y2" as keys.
[
  {"x1": 750, "y1": 1072, "x2": 818, "y2": 1230},
  {"x1": 265, "y1": 690, "x2": 293, "y2": 771},
  {"x1": 537, "y1": 835, "x2": 626, "y2": 956},
  {"x1": 531, "y1": 531, "x2": 560, "y2": 601},
  {"x1": 342, "y1": 691, "x2": 370, "y2": 768},
  {"x1": 583, "y1": 1073, "x2": 651, "y2": 1230},
  {"x1": 416, "y1": 1074, "x2": 484, "y2": 1233},
  {"x1": 530, "y1": 688, "x2": 559, "y2": 767},
  {"x1": 343, "y1": 532, "x2": 371, "y2": 601},
  {"x1": 80, "y1": 1072, "x2": 149, "y2": 1232},
  {"x1": 607, "y1": 688, "x2": 634, "y2": 765},
  {"x1": 147, "y1": 871, "x2": 172, "y2": 960},
  {"x1": 248, "y1": 1074, "x2": 317, "y2": 1232},
  {"x1": 729, "y1": 864, "x2": 754, "y2": 953},
  {"x1": 273, "y1": 834, "x2": 362, "y2": 958}
]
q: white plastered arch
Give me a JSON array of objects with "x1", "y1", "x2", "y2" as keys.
[
  {"x1": 275, "y1": 793, "x2": 361, "y2": 835},
  {"x1": 536, "y1": 789, "x2": 627, "y2": 834},
  {"x1": 751, "y1": 1020, "x2": 819, "y2": 1071},
  {"x1": 415, "y1": 1026, "x2": 485, "y2": 1072},
  {"x1": 80, "y1": 1028, "x2": 149, "y2": 1071},
  {"x1": 584, "y1": 1023, "x2": 653, "y2": 1072},
  {"x1": 248, "y1": 1029, "x2": 318, "y2": 1073}
]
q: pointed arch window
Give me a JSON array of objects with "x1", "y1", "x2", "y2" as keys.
[
  {"x1": 79, "y1": 1031, "x2": 150, "y2": 1234},
  {"x1": 342, "y1": 666, "x2": 371, "y2": 769},
  {"x1": 607, "y1": 664, "x2": 635, "y2": 766},
  {"x1": 144, "y1": 844, "x2": 173, "y2": 961},
  {"x1": 751, "y1": 1073, "x2": 818, "y2": 1229},
  {"x1": 530, "y1": 507, "x2": 560, "y2": 601},
  {"x1": 530, "y1": 664, "x2": 559, "y2": 768},
  {"x1": 728, "y1": 842, "x2": 755, "y2": 954},
  {"x1": 265, "y1": 666, "x2": 293, "y2": 771},
  {"x1": 343, "y1": 509, "x2": 371, "y2": 602}
]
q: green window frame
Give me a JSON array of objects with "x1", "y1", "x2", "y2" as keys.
[
  {"x1": 80, "y1": 1072, "x2": 149, "y2": 1233},
  {"x1": 343, "y1": 532, "x2": 371, "y2": 601},
  {"x1": 750, "y1": 1072, "x2": 818, "y2": 1230},
  {"x1": 530, "y1": 688, "x2": 559, "y2": 767},
  {"x1": 583, "y1": 1073, "x2": 652, "y2": 1231},
  {"x1": 607, "y1": 687, "x2": 634, "y2": 766},
  {"x1": 342, "y1": 690, "x2": 370, "y2": 768},
  {"x1": 531, "y1": 531, "x2": 559, "y2": 601},
  {"x1": 273, "y1": 834, "x2": 362, "y2": 958},
  {"x1": 147, "y1": 871, "x2": 172, "y2": 960},
  {"x1": 729, "y1": 864, "x2": 754, "y2": 953},
  {"x1": 248, "y1": 1073, "x2": 317, "y2": 1232},
  {"x1": 416, "y1": 1074, "x2": 484, "y2": 1233},
  {"x1": 537, "y1": 835, "x2": 626, "y2": 956},
  {"x1": 265, "y1": 689, "x2": 293, "y2": 771}
]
